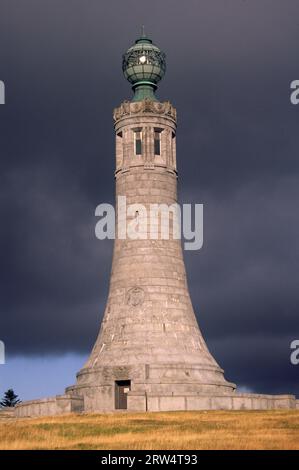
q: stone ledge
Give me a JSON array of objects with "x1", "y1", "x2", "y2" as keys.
[
  {"x1": 14, "y1": 394, "x2": 84, "y2": 418},
  {"x1": 5, "y1": 391, "x2": 298, "y2": 417},
  {"x1": 0, "y1": 408, "x2": 16, "y2": 420},
  {"x1": 128, "y1": 391, "x2": 297, "y2": 412}
]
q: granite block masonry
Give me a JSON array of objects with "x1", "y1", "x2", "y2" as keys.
[{"x1": 13, "y1": 32, "x2": 297, "y2": 418}]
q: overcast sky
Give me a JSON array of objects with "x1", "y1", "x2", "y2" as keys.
[{"x1": 0, "y1": 0, "x2": 298, "y2": 400}]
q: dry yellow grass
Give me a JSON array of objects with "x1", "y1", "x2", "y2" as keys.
[{"x1": 0, "y1": 410, "x2": 298, "y2": 450}]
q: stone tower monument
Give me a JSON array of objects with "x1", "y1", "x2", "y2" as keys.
[
  {"x1": 11, "y1": 32, "x2": 297, "y2": 418},
  {"x1": 66, "y1": 30, "x2": 236, "y2": 411}
]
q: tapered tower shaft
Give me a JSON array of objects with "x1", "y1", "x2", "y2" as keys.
[{"x1": 67, "y1": 33, "x2": 235, "y2": 412}]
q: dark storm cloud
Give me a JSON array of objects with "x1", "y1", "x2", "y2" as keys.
[
  {"x1": 0, "y1": 0, "x2": 298, "y2": 393},
  {"x1": 184, "y1": 178, "x2": 299, "y2": 393},
  {"x1": 0, "y1": 164, "x2": 113, "y2": 353},
  {"x1": 210, "y1": 335, "x2": 299, "y2": 395}
]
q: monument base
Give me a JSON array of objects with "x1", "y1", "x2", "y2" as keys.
[
  {"x1": 9, "y1": 391, "x2": 298, "y2": 418},
  {"x1": 6, "y1": 362, "x2": 298, "y2": 417}
]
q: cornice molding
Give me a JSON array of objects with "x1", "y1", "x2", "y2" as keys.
[{"x1": 113, "y1": 99, "x2": 177, "y2": 123}]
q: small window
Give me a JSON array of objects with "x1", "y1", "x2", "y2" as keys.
[
  {"x1": 116, "y1": 131, "x2": 123, "y2": 169},
  {"x1": 154, "y1": 128, "x2": 162, "y2": 156},
  {"x1": 134, "y1": 129, "x2": 142, "y2": 155}
]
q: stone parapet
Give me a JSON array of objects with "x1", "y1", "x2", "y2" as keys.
[
  {"x1": 14, "y1": 394, "x2": 84, "y2": 418},
  {"x1": 113, "y1": 99, "x2": 177, "y2": 124},
  {"x1": 128, "y1": 392, "x2": 297, "y2": 412},
  {"x1": 0, "y1": 408, "x2": 15, "y2": 420},
  {"x1": 10, "y1": 391, "x2": 297, "y2": 418}
]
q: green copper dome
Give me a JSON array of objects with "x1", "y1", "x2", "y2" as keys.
[{"x1": 122, "y1": 29, "x2": 166, "y2": 102}]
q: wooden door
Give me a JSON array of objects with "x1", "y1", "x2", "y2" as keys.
[{"x1": 115, "y1": 380, "x2": 131, "y2": 409}]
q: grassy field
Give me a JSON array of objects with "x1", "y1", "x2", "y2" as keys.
[{"x1": 0, "y1": 410, "x2": 298, "y2": 450}]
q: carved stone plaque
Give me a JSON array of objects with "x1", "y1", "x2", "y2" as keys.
[{"x1": 126, "y1": 287, "x2": 145, "y2": 307}]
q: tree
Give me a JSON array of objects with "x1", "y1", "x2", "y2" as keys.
[{"x1": 0, "y1": 389, "x2": 21, "y2": 408}]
